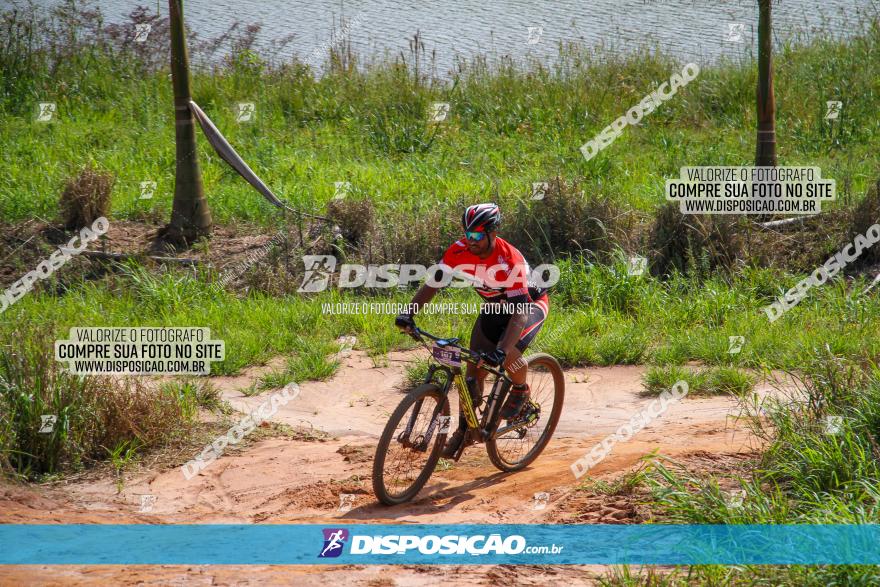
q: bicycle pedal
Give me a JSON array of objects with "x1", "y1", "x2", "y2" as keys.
[{"x1": 507, "y1": 403, "x2": 540, "y2": 426}]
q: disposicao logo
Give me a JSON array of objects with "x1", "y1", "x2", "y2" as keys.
[
  {"x1": 316, "y1": 530, "x2": 562, "y2": 558},
  {"x1": 318, "y1": 528, "x2": 349, "y2": 558}
]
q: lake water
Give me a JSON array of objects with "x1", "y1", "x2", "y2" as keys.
[{"x1": 30, "y1": 0, "x2": 876, "y2": 74}]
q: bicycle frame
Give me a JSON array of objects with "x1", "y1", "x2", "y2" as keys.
[
  {"x1": 421, "y1": 357, "x2": 511, "y2": 439},
  {"x1": 398, "y1": 326, "x2": 517, "y2": 455}
]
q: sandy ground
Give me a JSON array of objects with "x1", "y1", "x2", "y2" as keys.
[{"x1": 0, "y1": 349, "x2": 780, "y2": 586}]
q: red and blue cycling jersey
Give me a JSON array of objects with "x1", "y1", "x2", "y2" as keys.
[{"x1": 436, "y1": 237, "x2": 547, "y2": 304}]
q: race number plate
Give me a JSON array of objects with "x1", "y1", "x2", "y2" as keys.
[{"x1": 432, "y1": 345, "x2": 461, "y2": 367}]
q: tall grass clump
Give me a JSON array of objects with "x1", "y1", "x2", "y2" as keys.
[
  {"x1": 647, "y1": 203, "x2": 743, "y2": 279},
  {"x1": 0, "y1": 325, "x2": 197, "y2": 479},
  {"x1": 621, "y1": 351, "x2": 880, "y2": 584},
  {"x1": 59, "y1": 164, "x2": 114, "y2": 229},
  {"x1": 850, "y1": 179, "x2": 880, "y2": 267},
  {"x1": 754, "y1": 354, "x2": 880, "y2": 511},
  {"x1": 505, "y1": 177, "x2": 631, "y2": 263}
]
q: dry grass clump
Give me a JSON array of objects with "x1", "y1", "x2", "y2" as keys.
[
  {"x1": 327, "y1": 196, "x2": 376, "y2": 247},
  {"x1": 850, "y1": 179, "x2": 880, "y2": 266},
  {"x1": 506, "y1": 176, "x2": 631, "y2": 263},
  {"x1": 59, "y1": 164, "x2": 113, "y2": 230},
  {"x1": 647, "y1": 203, "x2": 743, "y2": 278},
  {"x1": 0, "y1": 325, "x2": 195, "y2": 478}
]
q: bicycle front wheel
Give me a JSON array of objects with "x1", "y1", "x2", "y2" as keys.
[
  {"x1": 487, "y1": 353, "x2": 564, "y2": 472},
  {"x1": 372, "y1": 383, "x2": 450, "y2": 505}
]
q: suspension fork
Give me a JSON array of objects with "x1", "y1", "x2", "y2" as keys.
[{"x1": 399, "y1": 365, "x2": 452, "y2": 449}]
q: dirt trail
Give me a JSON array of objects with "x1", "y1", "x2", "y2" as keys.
[{"x1": 0, "y1": 350, "x2": 780, "y2": 585}]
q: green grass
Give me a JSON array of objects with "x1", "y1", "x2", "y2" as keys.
[
  {"x1": 4, "y1": 260, "x2": 880, "y2": 377},
  {"x1": 578, "y1": 467, "x2": 649, "y2": 497},
  {"x1": 159, "y1": 377, "x2": 222, "y2": 412},
  {"x1": 606, "y1": 351, "x2": 880, "y2": 585},
  {"x1": 592, "y1": 358, "x2": 880, "y2": 586},
  {"x1": 642, "y1": 365, "x2": 756, "y2": 397},
  {"x1": 256, "y1": 340, "x2": 339, "y2": 391},
  {"x1": 404, "y1": 357, "x2": 431, "y2": 388},
  {"x1": 2, "y1": 6, "x2": 879, "y2": 225},
  {"x1": 600, "y1": 564, "x2": 880, "y2": 586}
]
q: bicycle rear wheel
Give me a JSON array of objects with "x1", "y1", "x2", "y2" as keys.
[
  {"x1": 486, "y1": 353, "x2": 564, "y2": 472},
  {"x1": 372, "y1": 383, "x2": 450, "y2": 505}
]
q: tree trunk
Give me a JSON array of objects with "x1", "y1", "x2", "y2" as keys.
[
  {"x1": 164, "y1": 0, "x2": 211, "y2": 247},
  {"x1": 755, "y1": 0, "x2": 777, "y2": 166}
]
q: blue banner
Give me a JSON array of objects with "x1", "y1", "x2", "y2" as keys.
[{"x1": 2, "y1": 524, "x2": 880, "y2": 565}]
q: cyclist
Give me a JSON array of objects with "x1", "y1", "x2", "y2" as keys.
[{"x1": 395, "y1": 203, "x2": 549, "y2": 457}]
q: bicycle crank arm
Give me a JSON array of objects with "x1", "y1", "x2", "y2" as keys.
[
  {"x1": 491, "y1": 414, "x2": 538, "y2": 439},
  {"x1": 448, "y1": 429, "x2": 480, "y2": 462},
  {"x1": 492, "y1": 402, "x2": 540, "y2": 439}
]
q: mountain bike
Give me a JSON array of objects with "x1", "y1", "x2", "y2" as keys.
[{"x1": 372, "y1": 326, "x2": 565, "y2": 506}]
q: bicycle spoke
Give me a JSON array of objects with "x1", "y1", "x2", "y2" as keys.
[
  {"x1": 492, "y1": 359, "x2": 559, "y2": 467},
  {"x1": 380, "y1": 395, "x2": 443, "y2": 498}
]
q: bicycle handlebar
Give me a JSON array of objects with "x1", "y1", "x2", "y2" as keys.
[{"x1": 403, "y1": 326, "x2": 506, "y2": 376}]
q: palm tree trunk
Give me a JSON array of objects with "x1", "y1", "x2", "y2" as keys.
[
  {"x1": 165, "y1": 0, "x2": 211, "y2": 246},
  {"x1": 756, "y1": 0, "x2": 777, "y2": 166}
]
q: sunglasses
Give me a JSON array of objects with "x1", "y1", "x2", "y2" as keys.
[{"x1": 465, "y1": 230, "x2": 486, "y2": 242}]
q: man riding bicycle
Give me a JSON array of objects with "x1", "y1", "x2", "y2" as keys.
[{"x1": 395, "y1": 203, "x2": 550, "y2": 458}]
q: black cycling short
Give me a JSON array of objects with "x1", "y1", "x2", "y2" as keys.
[{"x1": 477, "y1": 294, "x2": 549, "y2": 352}]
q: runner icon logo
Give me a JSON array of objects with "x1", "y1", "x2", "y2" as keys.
[
  {"x1": 299, "y1": 255, "x2": 337, "y2": 292},
  {"x1": 319, "y1": 528, "x2": 349, "y2": 558},
  {"x1": 134, "y1": 23, "x2": 151, "y2": 42}
]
